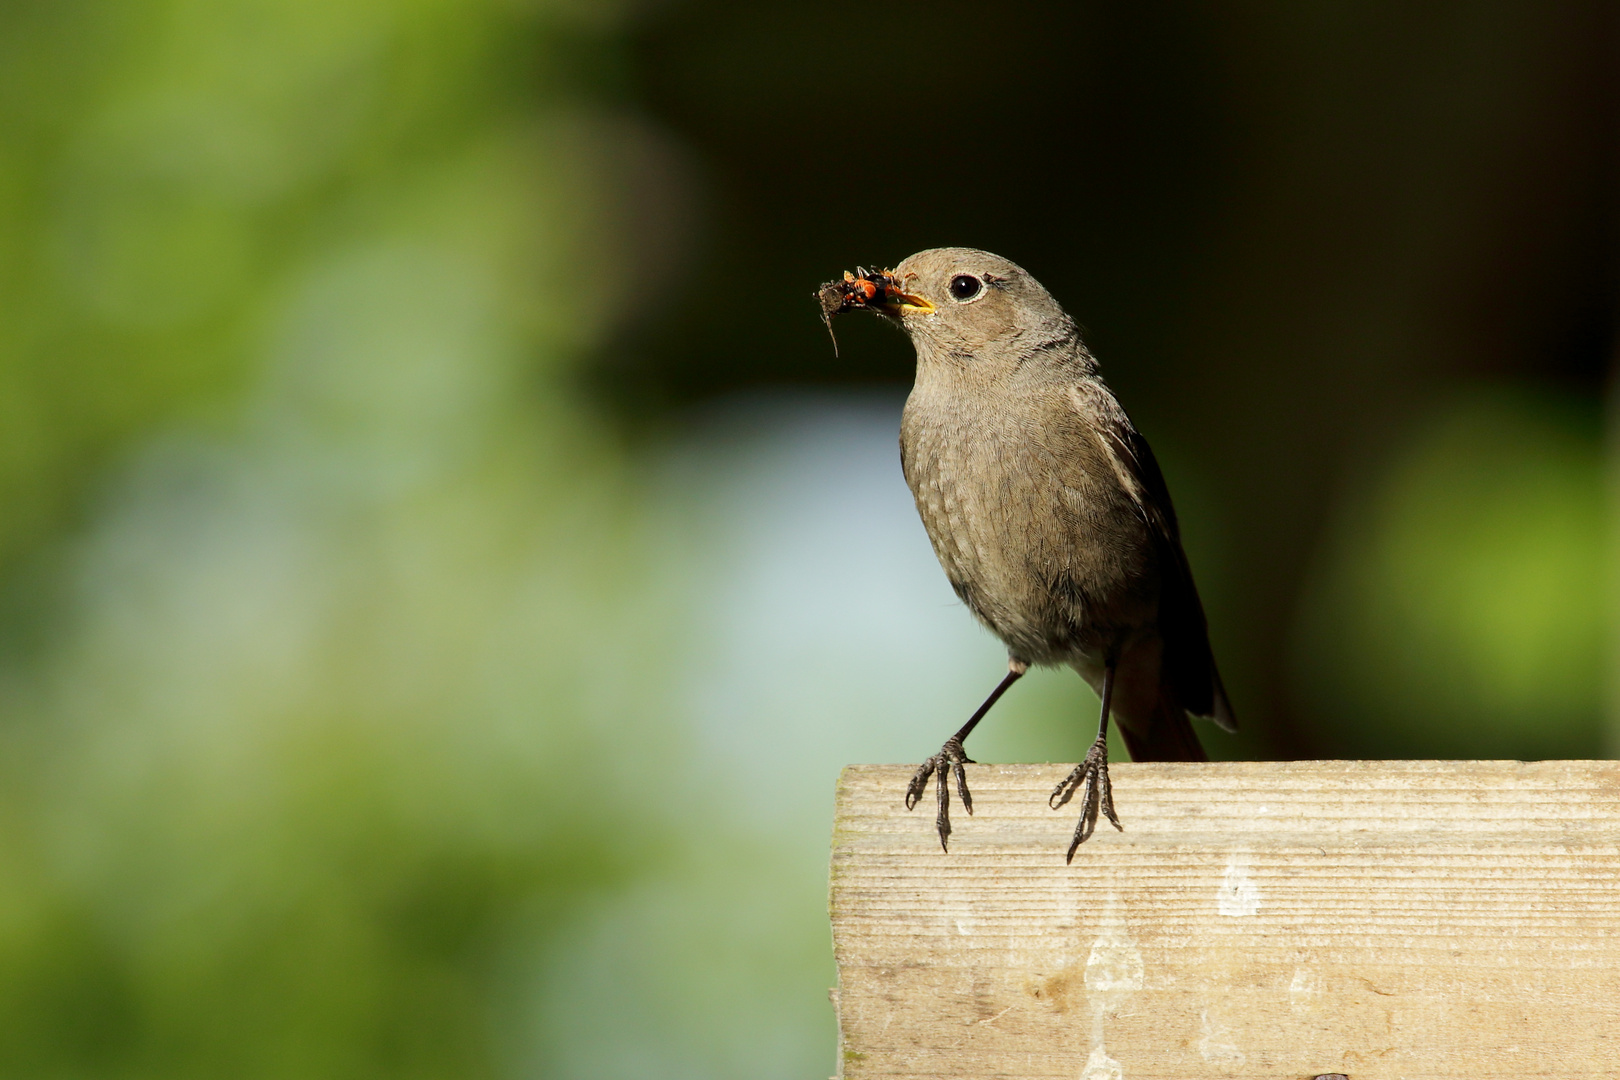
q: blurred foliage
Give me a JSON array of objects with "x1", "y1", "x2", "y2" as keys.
[
  {"x1": 1296, "y1": 389, "x2": 1605, "y2": 758},
  {"x1": 0, "y1": 0, "x2": 703, "y2": 1076}
]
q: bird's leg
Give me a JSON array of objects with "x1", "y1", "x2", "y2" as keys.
[
  {"x1": 906, "y1": 659, "x2": 1027, "y2": 851},
  {"x1": 1050, "y1": 660, "x2": 1124, "y2": 862}
]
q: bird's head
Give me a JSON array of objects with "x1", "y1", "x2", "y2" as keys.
[{"x1": 818, "y1": 248, "x2": 1079, "y2": 367}]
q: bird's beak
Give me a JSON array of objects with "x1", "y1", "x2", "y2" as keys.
[{"x1": 881, "y1": 288, "x2": 935, "y2": 317}]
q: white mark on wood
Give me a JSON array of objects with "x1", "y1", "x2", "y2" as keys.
[
  {"x1": 1216, "y1": 853, "x2": 1261, "y2": 917},
  {"x1": 954, "y1": 917, "x2": 973, "y2": 935},
  {"x1": 1079, "y1": 1045, "x2": 1123, "y2": 1080},
  {"x1": 1077, "y1": 895, "x2": 1140, "y2": 1077},
  {"x1": 1289, "y1": 966, "x2": 1324, "y2": 1013},
  {"x1": 978, "y1": 1005, "x2": 1014, "y2": 1026},
  {"x1": 1084, "y1": 917, "x2": 1143, "y2": 993},
  {"x1": 1198, "y1": 1009, "x2": 1246, "y2": 1066}
]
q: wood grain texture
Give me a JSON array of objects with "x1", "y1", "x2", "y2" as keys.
[{"x1": 830, "y1": 761, "x2": 1620, "y2": 1079}]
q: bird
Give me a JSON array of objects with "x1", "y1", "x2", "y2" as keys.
[{"x1": 819, "y1": 248, "x2": 1235, "y2": 861}]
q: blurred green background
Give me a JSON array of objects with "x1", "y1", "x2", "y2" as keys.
[{"x1": 0, "y1": 1, "x2": 1612, "y2": 1075}]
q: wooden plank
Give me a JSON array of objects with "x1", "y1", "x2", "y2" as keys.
[{"x1": 830, "y1": 761, "x2": 1620, "y2": 1079}]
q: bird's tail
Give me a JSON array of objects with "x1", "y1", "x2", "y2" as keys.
[{"x1": 1116, "y1": 683, "x2": 1208, "y2": 763}]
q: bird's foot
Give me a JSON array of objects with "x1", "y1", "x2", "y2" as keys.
[
  {"x1": 904, "y1": 737, "x2": 974, "y2": 851},
  {"x1": 1049, "y1": 736, "x2": 1123, "y2": 862}
]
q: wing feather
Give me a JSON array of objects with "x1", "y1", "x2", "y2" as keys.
[{"x1": 1091, "y1": 397, "x2": 1236, "y2": 731}]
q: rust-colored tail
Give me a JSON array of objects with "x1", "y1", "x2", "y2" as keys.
[{"x1": 1116, "y1": 684, "x2": 1208, "y2": 763}]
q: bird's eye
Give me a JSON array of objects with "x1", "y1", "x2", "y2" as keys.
[{"x1": 948, "y1": 275, "x2": 984, "y2": 302}]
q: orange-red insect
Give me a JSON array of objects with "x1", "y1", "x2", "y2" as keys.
[{"x1": 815, "y1": 266, "x2": 903, "y2": 354}]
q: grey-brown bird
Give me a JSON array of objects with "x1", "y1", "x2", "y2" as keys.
[{"x1": 820, "y1": 248, "x2": 1236, "y2": 861}]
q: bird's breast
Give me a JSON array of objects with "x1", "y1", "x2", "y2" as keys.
[{"x1": 900, "y1": 380, "x2": 1159, "y2": 665}]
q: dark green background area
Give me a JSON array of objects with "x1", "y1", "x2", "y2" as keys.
[{"x1": 609, "y1": 0, "x2": 1616, "y2": 759}]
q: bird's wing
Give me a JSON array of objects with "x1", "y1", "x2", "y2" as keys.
[{"x1": 1088, "y1": 393, "x2": 1237, "y2": 731}]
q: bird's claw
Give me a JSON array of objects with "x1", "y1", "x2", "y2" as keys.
[
  {"x1": 905, "y1": 738, "x2": 974, "y2": 851},
  {"x1": 1049, "y1": 736, "x2": 1122, "y2": 862}
]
